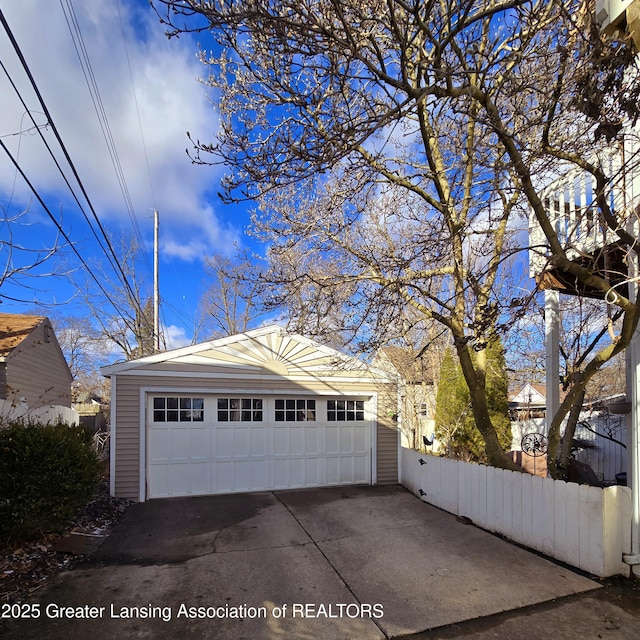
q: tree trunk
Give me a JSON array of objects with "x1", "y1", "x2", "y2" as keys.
[
  {"x1": 557, "y1": 385, "x2": 586, "y2": 480},
  {"x1": 455, "y1": 341, "x2": 521, "y2": 471}
]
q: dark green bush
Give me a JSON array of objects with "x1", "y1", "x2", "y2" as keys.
[{"x1": 0, "y1": 419, "x2": 102, "y2": 542}]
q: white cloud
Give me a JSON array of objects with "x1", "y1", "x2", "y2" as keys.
[
  {"x1": 0, "y1": 0, "x2": 229, "y2": 260},
  {"x1": 163, "y1": 323, "x2": 191, "y2": 350}
]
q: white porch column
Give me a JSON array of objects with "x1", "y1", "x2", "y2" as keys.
[
  {"x1": 626, "y1": 277, "x2": 640, "y2": 575},
  {"x1": 545, "y1": 289, "x2": 560, "y2": 431}
]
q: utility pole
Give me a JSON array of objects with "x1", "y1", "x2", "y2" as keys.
[{"x1": 154, "y1": 209, "x2": 160, "y2": 352}]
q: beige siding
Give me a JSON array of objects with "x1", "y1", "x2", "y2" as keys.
[
  {"x1": 377, "y1": 422, "x2": 399, "y2": 484},
  {"x1": 3, "y1": 320, "x2": 72, "y2": 409},
  {"x1": 112, "y1": 372, "x2": 399, "y2": 500},
  {"x1": 376, "y1": 385, "x2": 399, "y2": 484},
  {"x1": 113, "y1": 376, "x2": 143, "y2": 500}
]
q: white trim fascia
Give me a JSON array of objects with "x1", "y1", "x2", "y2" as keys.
[
  {"x1": 140, "y1": 385, "x2": 378, "y2": 397},
  {"x1": 109, "y1": 377, "x2": 116, "y2": 497},
  {"x1": 100, "y1": 325, "x2": 292, "y2": 374},
  {"x1": 106, "y1": 367, "x2": 395, "y2": 385}
]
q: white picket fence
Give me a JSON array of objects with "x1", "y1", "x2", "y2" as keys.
[
  {"x1": 511, "y1": 414, "x2": 627, "y2": 484},
  {"x1": 400, "y1": 447, "x2": 632, "y2": 577},
  {"x1": 0, "y1": 398, "x2": 79, "y2": 425}
]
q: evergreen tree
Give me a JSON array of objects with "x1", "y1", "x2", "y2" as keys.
[
  {"x1": 435, "y1": 339, "x2": 511, "y2": 462},
  {"x1": 485, "y1": 338, "x2": 512, "y2": 453}
]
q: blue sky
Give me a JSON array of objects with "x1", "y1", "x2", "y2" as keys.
[{"x1": 0, "y1": 0, "x2": 250, "y2": 350}]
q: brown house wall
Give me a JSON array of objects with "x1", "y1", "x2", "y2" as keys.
[
  {"x1": 112, "y1": 372, "x2": 398, "y2": 501},
  {"x1": 1, "y1": 320, "x2": 72, "y2": 409}
]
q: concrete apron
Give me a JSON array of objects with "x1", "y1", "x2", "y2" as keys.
[{"x1": 2, "y1": 485, "x2": 598, "y2": 640}]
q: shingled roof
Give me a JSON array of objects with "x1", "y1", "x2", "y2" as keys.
[
  {"x1": 0, "y1": 313, "x2": 46, "y2": 358},
  {"x1": 379, "y1": 346, "x2": 433, "y2": 384}
]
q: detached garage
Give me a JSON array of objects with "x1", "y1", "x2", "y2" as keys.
[{"x1": 102, "y1": 326, "x2": 398, "y2": 501}]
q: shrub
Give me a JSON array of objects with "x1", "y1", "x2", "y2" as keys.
[{"x1": 0, "y1": 419, "x2": 102, "y2": 542}]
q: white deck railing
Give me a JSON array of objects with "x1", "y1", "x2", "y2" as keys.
[
  {"x1": 528, "y1": 156, "x2": 623, "y2": 278},
  {"x1": 528, "y1": 133, "x2": 640, "y2": 279},
  {"x1": 400, "y1": 447, "x2": 632, "y2": 577}
]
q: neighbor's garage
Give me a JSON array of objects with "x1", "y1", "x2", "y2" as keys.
[
  {"x1": 147, "y1": 394, "x2": 372, "y2": 498},
  {"x1": 101, "y1": 326, "x2": 398, "y2": 501}
]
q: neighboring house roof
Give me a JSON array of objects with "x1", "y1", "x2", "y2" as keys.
[
  {"x1": 377, "y1": 346, "x2": 434, "y2": 384},
  {"x1": 510, "y1": 382, "x2": 547, "y2": 406},
  {"x1": 0, "y1": 313, "x2": 46, "y2": 359},
  {"x1": 510, "y1": 382, "x2": 579, "y2": 409},
  {"x1": 73, "y1": 391, "x2": 105, "y2": 405}
]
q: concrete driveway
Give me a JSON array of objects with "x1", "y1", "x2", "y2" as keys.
[{"x1": 2, "y1": 485, "x2": 600, "y2": 639}]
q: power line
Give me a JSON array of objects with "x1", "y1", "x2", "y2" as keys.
[
  {"x1": 0, "y1": 7, "x2": 142, "y2": 312},
  {"x1": 0, "y1": 57, "x2": 125, "y2": 285},
  {"x1": 60, "y1": 0, "x2": 153, "y2": 278},
  {"x1": 1, "y1": 5, "x2": 198, "y2": 343},
  {"x1": 63, "y1": 0, "x2": 175, "y2": 340},
  {"x1": 114, "y1": 0, "x2": 158, "y2": 212},
  {"x1": 0, "y1": 137, "x2": 133, "y2": 320}
]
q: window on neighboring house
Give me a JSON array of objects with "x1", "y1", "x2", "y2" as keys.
[
  {"x1": 153, "y1": 397, "x2": 204, "y2": 422},
  {"x1": 327, "y1": 399, "x2": 365, "y2": 421},
  {"x1": 275, "y1": 398, "x2": 316, "y2": 422},
  {"x1": 217, "y1": 398, "x2": 263, "y2": 422}
]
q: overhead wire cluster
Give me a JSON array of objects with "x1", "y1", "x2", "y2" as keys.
[
  {"x1": 0, "y1": 3, "x2": 176, "y2": 345},
  {"x1": 60, "y1": 0, "x2": 152, "y2": 273}
]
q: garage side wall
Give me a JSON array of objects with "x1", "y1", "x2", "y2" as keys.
[
  {"x1": 112, "y1": 375, "x2": 143, "y2": 500},
  {"x1": 376, "y1": 385, "x2": 399, "y2": 484},
  {"x1": 111, "y1": 373, "x2": 398, "y2": 500}
]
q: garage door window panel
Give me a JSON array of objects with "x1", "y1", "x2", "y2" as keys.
[
  {"x1": 275, "y1": 398, "x2": 316, "y2": 422},
  {"x1": 153, "y1": 397, "x2": 204, "y2": 422},
  {"x1": 327, "y1": 400, "x2": 365, "y2": 421},
  {"x1": 217, "y1": 398, "x2": 263, "y2": 422}
]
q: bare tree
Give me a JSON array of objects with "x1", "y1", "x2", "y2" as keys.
[
  {"x1": 510, "y1": 294, "x2": 627, "y2": 474},
  {"x1": 155, "y1": 0, "x2": 640, "y2": 474},
  {"x1": 49, "y1": 314, "x2": 112, "y2": 401},
  {"x1": 197, "y1": 255, "x2": 264, "y2": 339},
  {"x1": 1, "y1": 206, "x2": 69, "y2": 303},
  {"x1": 77, "y1": 233, "x2": 159, "y2": 361}
]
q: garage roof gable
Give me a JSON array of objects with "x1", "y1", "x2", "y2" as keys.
[{"x1": 101, "y1": 325, "x2": 390, "y2": 382}]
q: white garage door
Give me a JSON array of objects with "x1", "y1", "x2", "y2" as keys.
[{"x1": 146, "y1": 395, "x2": 372, "y2": 498}]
